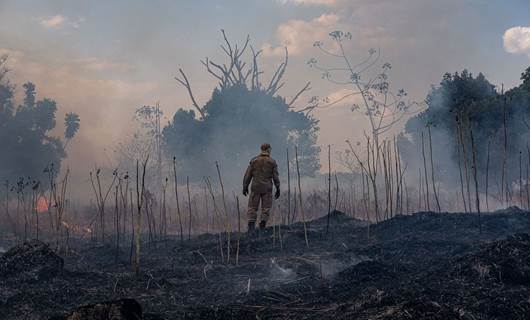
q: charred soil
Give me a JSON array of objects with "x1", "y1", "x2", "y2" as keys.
[{"x1": 2, "y1": 209, "x2": 530, "y2": 319}]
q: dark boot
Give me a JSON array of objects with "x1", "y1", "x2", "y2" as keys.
[
  {"x1": 259, "y1": 220, "x2": 267, "y2": 230},
  {"x1": 248, "y1": 221, "x2": 255, "y2": 234}
]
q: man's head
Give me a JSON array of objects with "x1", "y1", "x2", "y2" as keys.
[{"x1": 260, "y1": 143, "x2": 271, "y2": 154}]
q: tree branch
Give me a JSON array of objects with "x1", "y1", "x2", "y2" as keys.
[
  {"x1": 175, "y1": 68, "x2": 206, "y2": 120},
  {"x1": 288, "y1": 82, "x2": 311, "y2": 107},
  {"x1": 266, "y1": 47, "x2": 288, "y2": 94}
]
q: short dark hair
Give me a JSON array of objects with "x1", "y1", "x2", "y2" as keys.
[{"x1": 261, "y1": 143, "x2": 271, "y2": 151}]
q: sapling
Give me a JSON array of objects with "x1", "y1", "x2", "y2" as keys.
[{"x1": 89, "y1": 166, "x2": 118, "y2": 242}]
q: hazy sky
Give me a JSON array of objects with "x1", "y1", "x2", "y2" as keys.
[{"x1": 1, "y1": 0, "x2": 529, "y2": 179}]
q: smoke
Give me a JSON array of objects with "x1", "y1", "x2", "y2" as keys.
[{"x1": 270, "y1": 258, "x2": 296, "y2": 281}]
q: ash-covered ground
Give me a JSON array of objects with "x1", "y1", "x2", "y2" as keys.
[{"x1": 2, "y1": 208, "x2": 530, "y2": 319}]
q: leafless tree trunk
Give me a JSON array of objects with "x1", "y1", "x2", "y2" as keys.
[
  {"x1": 135, "y1": 156, "x2": 149, "y2": 276},
  {"x1": 295, "y1": 147, "x2": 309, "y2": 248},
  {"x1": 456, "y1": 117, "x2": 472, "y2": 212},
  {"x1": 115, "y1": 185, "x2": 119, "y2": 261},
  {"x1": 527, "y1": 144, "x2": 530, "y2": 210},
  {"x1": 235, "y1": 195, "x2": 241, "y2": 265},
  {"x1": 519, "y1": 150, "x2": 523, "y2": 208},
  {"x1": 286, "y1": 148, "x2": 291, "y2": 225},
  {"x1": 421, "y1": 132, "x2": 430, "y2": 211},
  {"x1": 485, "y1": 140, "x2": 490, "y2": 212},
  {"x1": 215, "y1": 162, "x2": 231, "y2": 262},
  {"x1": 172, "y1": 158, "x2": 184, "y2": 244},
  {"x1": 186, "y1": 176, "x2": 192, "y2": 240},
  {"x1": 470, "y1": 126, "x2": 481, "y2": 232},
  {"x1": 428, "y1": 125, "x2": 441, "y2": 212},
  {"x1": 501, "y1": 84, "x2": 508, "y2": 206},
  {"x1": 326, "y1": 145, "x2": 331, "y2": 238},
  {"x1": 204, "y1": 177, "x2": 224, "y2": 262}
]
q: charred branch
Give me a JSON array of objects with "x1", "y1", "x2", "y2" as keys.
[{"x1": 174, "y1": 68, "x2": 206, "y2": 120}]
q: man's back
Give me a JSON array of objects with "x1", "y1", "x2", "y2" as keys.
[
  {"x1": 242, "y1": 143, "x2": 280, "y2": 231},
  {"x1": 243, "y1": 153, "x2": 279, "y2": 194}
]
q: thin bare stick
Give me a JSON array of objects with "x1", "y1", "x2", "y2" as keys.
[
  {"x1": 469, "y1": 126, "x2": 481, "y2": 232},
  {"x1": 427, "y1": 125, "x2": 441, "y2": 212},
  {"x1": 286, "y1": 148, "x2": 291, "y2": 224},
  {"x1": 215, "y1": 162, "x2": 231, "y2": 262},
  {"x1": 295, "y1": 147, "x2": 309, "y2": 248},
  {"x1": 288, "y1": 82, "x2": 311, "y2": 107},
  {"x1": 235, "y1": 195, "x2": 241, "y2": 265},
  {"x1": 421, "y1": 132, "x2": 431, "y2": 211},
  {"x1": 187, "y1": 176, "x2": 192, "y2": 240},
  {"x1": 326, "y1": 145, "x2": 331, "y2": 238},
  {"x1": 135, "y1": 155, "x2": 149, "y2": 276},
  {"x1": 175, "y1": 68, "x2": 205, "y2": 119},
  {"x1": 172, "y1": 158, "x2": 184, "y2": 244}
]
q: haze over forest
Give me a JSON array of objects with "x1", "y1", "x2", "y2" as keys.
[{"x1": 1, "y1": 0, "x2": 530, "y2": 201}]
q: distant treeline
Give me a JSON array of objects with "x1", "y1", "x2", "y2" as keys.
[{"x1": 401, "y1": 66, "x2": 530, "y2": 191}]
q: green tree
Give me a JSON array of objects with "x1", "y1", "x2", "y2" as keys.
[
  {"x1": 0, "y1": 56, "x2": 79, "y2": 184},
  {"x1": 64, "y1": 112, "x2": 80, "y2": 149}
]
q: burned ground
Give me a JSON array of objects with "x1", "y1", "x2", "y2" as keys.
[{"x1": 2, "y1": 209, "x2": 530, "y2": 319}]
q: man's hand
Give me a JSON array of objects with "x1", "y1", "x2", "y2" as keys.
[
  {"x1": 274, "y1": 188, "x2": 280, "y2": 199},
  {"x1": 243, "y1": 187, "x2": 249, "y2": 197}
]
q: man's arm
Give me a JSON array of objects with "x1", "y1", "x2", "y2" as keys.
[
  {"x1": 273, "y1": 161, "x2": 280, "y2": 199},
  {"x1": 242, "y1": 161, "x2": 253, "y2": 195},
  {"x1": 272, "y1": 161, "x2": 280, "y2": 190}
]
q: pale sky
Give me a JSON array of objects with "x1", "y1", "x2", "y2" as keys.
[{"x1": 1, "y1": 0, "x2": 529, "y2": 184}]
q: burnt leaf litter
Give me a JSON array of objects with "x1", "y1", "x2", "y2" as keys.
[{"x1": 2, "y1": 208, "x2": 530, "y2": 319}]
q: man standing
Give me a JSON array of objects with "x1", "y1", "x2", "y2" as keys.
[{"x1": 243, "y1": 143, "x2": 280, "y2": 232}]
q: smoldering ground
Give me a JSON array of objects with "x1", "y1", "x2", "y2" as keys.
[{"x1": 4, "y1": 209, "x2": 530, "y2": 319}]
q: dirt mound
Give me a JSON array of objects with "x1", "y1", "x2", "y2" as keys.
[
  {"x1": 449, "y1": 233, "x2": 530, "y2": 285},
  {"x1": 373, "y1": 299, "x2": 465, "y2": 320},
  {"x1": 334, "y1": 260, "x2": 399, "y2": 284},
  {"x1": 0, "y1": 239, "x2": 63, "y2": 282},
  {"x1": 311, "y1": 210, "x2": 364, "y2": 225},
  {"x1": 493, "y1": 206, "x2": 527, "y2": 215},
  {"x1": 54, "y1": 299, "x2": 142, "y2": 320}
]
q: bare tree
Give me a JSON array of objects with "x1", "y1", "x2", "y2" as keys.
[
  {"x1": 175, "y1": 30, "x2": 314, "y2": 118},
  {"x1": 310, "y1": 30, "x2": 421, "y2": 219},
  {"x1": 309, "y1": 31, "x2": 420, "y2": 145}
]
